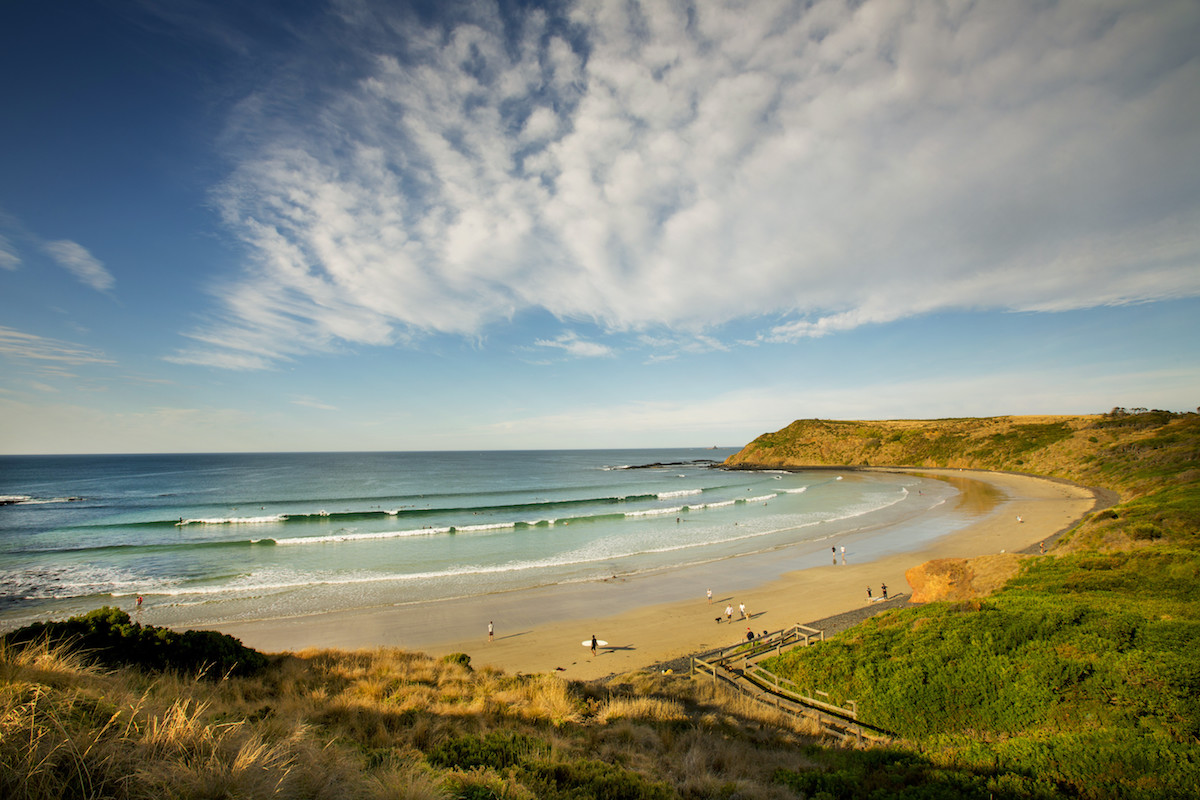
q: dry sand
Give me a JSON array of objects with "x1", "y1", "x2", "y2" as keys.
[{"x1": 214, "y1": 469, "x2": 1098, "y2": 680}]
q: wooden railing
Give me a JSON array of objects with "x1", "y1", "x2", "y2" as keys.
[{"x1": 690, "y1": 623, "x2": 893, "y2": 745}]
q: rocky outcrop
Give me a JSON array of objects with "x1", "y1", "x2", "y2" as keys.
[{"x1": 905, "y1": 554, "x2": 1025, "y2": 603}]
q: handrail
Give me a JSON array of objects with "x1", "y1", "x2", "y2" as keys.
[{"x1": 690, "y1": 621, "x2": 893, "y2": 744}]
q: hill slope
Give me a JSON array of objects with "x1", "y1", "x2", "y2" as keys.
[
  {"x1": 745, "y1": 411, "x2": 1200, "y2": 798},
  {"x1": 727, "y1": 411, "x2": 1200, "y2": 550}
]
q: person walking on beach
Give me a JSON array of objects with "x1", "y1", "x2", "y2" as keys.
[
  {"x1": 881, "y1": 583, "x2": 888, "y2": 599},
  {"x1": 739, "y1": 602, "x2": 747, "y2": 619},
  {"x1": 707, "y1": 588, "x2": 712, "y2": 604},
  {"x1": 590, "y1": 635, "x2": 598, "y2": 655},
  {"x1": 488, "y1": 621, "x2": 494, "y2": 643},
  {"x1": 866, "y1": 586, "x2": 872, "y2": 600},
  {"x1": 725, "y1": 604, "x2": 733, "y2": 623}
]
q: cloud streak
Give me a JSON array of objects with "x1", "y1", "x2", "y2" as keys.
[
  {"x1": 0, "y1": 326, "x2": 115, "y2": 366},
  {"x1": 43, "y1": 240, "x2": 115, "y2": 292},
  {"x1": 184, "y1": 0, "x2": 1200, "y2": 367},
  {"x1": 0, "y1": 235, "x2": 19, "y2": 270},
  {"x1": 534, "y1": 330, "x2": 615, "y2": 358}
]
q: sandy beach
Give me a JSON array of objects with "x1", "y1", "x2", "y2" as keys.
[{"x1": 213, "y1": 469, "x2": 1098, "y2": 680}]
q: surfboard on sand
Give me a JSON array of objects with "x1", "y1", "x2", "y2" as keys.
[{"x1": 582, "y1": 640, "x2": 608, "y2": 648}]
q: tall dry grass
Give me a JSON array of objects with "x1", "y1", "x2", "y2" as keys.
[{"x1": 3, "y1": 639, "x2": 832, "y2": 800}]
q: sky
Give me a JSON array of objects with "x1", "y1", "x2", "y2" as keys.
[{"x1": 1, "y1": 0, "x2": 1199, "y2": 455}]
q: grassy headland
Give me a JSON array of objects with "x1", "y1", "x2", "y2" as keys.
[
  {"x1": 736, "y1": 410, "x2": 1200, "y2": 798},
  {"x1": 3, "y1": 410, "x2": 1197, "y2": 799},
  {"x1": 726, "y1": 410, "x2": 1199, "y2": 550}
]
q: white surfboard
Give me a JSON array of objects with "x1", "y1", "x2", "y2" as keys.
[{"x1": 582, "y1": 639, "x2": 608, "y2": 648}]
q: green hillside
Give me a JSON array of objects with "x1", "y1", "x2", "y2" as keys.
[{"x1": 748, "y1": 410, "x2": 1200, "y2": 798}]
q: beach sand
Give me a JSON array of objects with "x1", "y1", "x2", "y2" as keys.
[{"x1": 213, "y1": 469, "x2": 1098, "y2": 680}]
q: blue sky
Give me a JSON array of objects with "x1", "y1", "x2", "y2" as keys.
[{"x1": 2, "y1": 0, "x2": 1198, "y2": 454}]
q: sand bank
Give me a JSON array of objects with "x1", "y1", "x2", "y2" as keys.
[{"x1": 213, "y1": 469, "x2": 1098, "y2": 680}]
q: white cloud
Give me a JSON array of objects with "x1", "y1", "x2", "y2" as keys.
[
  {"x1": 183, "y1": 0, "x2": 1200, "y2": 368},
  {"x1": 163, "y1": 347, "x2": 275, "y2": 371},
  {"x1": 0, "y1": 235, "x2": 19, "y2": 270},
  {"x1": 291, "y1": 395, "x2": 338, "y2": 410},
  {"x1": 534, "y1": 331, "x2": 615, "y2": 359},
  {"x1": 43, "y1": 240, "x2": 115, "y2": 292},
  {"x1": 0, "y1": 326, "x2": 115, "y2": 366}
]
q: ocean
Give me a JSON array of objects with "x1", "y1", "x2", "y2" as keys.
[{"x1": 0, "y1": 449, "x2": 966, "y2": 632}]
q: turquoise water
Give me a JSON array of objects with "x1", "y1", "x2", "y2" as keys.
[{"x1": 0, "y1": 450, "x2": 960, "y2": 629}]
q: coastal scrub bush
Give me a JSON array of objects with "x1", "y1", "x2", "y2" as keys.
[
  {"x1": 520, "y1": 758, "x2": 676, "y2": 800},
  {"x1": 761, "y1": 547, "x2": 1200, "y2": 797},
  {"x1": 442, "y1": 652, "x2": 473, "y2": 670},
  {"x1": 428, "y1": 732, "x2": 677, "y2": 799},
  {"x1": 772, "y1": 745, "x2": 1069, "y2": 800},
  {"x1": 427, "y1": 731, "x2": 549, "y2": 771},
  {"x1": 1, "y1": 606, "x2": 267, "y2": 678}
]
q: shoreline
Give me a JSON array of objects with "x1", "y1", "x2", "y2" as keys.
[{"x1": 211, "y1": 468, "x2": 1098, "y2": 679}]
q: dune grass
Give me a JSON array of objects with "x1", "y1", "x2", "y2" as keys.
[{"x1": 1, "y1": 636, "x2": 832, "y2": 800}]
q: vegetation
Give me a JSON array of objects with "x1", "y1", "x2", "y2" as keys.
[
  {"x1": 3, "y1": 409, "x2": 1197, "y2": 798},
  {"x1": 749, "y1": 410, "x2": 1200, "y2": 798},
  {"x1": 1, "y1": 641, "x2": 825, "y2": 799},
  {"x1": 1, "y1": 606, "x2": 267, "y2": 678},
  {"x1": 762, "y1": 549, "x2": 1200, "y2": 797}
]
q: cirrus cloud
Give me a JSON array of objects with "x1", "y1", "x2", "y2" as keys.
[
  {"x1": 43, "y1": 240, "x2": 115, "y2": 292},
  {"x1": 180, "y1": 0, "x2": 1200, "y2": 368}
]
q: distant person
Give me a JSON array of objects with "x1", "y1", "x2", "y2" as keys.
[
  {"x1": 136, "y1": 595, "x2": 143, "y2": 608},
  {"x1": 1040, "y1": 541, "x2": 1046, "y2": 555},
  {"x1": 746, "y1": 628, "x2": 754, "y2": 641},
  {"x1": 739, "y1": 602, "x2": 746, "y2": 619},
  {"x1": 488, "y1": 621, "x2": 494, "y2": 642},
  {"x1": 707, "y1": 588, "x2": 712, "y2": 604},
  {"x1": 866, "y1": 586, "x2": 872, "y2": 600},
  {"x1": 881, "y1": 583, "x2": 888, "y2": 599},
  {"x1": 840, "y1": 546, "x2": 846, "y2": 564},
  {"x1": 591, "y1": 635, "x2": 598, "y2": 655},
  {"x1": 725, "y1": 604, "x2": 733, "y2": 623}
]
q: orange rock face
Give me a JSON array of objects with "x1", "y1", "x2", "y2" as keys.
[{"x1": 906, "y1": 554, "x2": 1025, "y2": 603}]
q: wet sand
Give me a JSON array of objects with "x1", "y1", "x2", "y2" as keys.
[{"x1": 213, "y1": 469, "x2": 1098, "y2": 679}]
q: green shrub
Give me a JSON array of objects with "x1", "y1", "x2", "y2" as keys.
[
  {"x1": 442, "y1": 652, "x2": 473, "y2": 670},
  {"x1": 428, "y1": 734, "x2": 673, "y2": 800},
  {"x1": 1130, "y1": 522, "x2": 1164, "y2": 540},
  {"x1": 427, "y1": 731, "x2": 548, "y2": 771},
  {"x1": 522, "y1": 758, "x2": 676, "y2": 800},
  {"x1": 1, "y1": 606, "x2": 267, "y2": 677}
]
